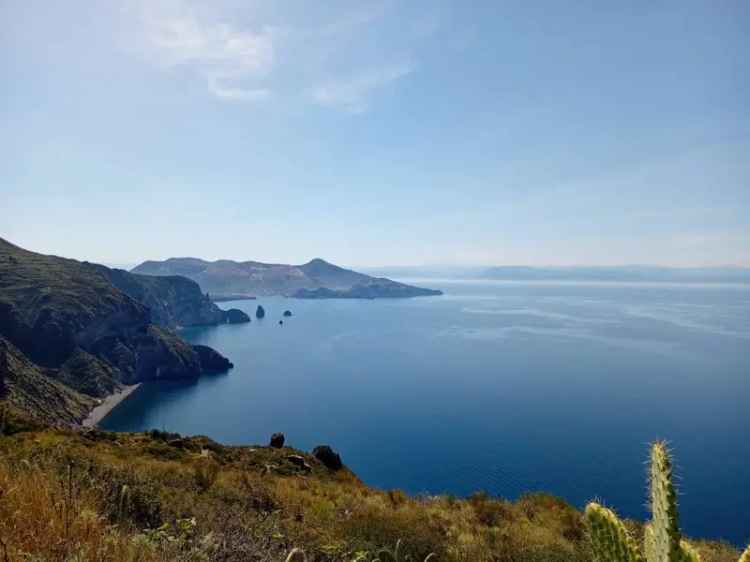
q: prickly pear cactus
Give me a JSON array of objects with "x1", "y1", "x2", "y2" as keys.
[
  {"x1": 585, "y1": 502, "x2": 642, "y2": 562},
  {"x1": 649, "y1": 441, "x2": 683, "y2": 562},
  {"x1": 585, "y1": 442, "x2": 719, "y2": 562}
]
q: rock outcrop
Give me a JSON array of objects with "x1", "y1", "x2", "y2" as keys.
[
  {"x1": 312, "y1": 445, "x2": 343, "y2": 471},
  {"x1": 224, "y1": 308, "x2": 250, "y2": 324},
  {"x1": 269, "y1": 432, "x2": 285, "y2": 448},
  {"x1": 192, "y1": 345, "x2": 234, "y2": 373},
  {"x1": 255, "y1": 305, "x2": 265, "y2": 319},
  {"x1": 286, "y1": 454, "x2": 312, "y2": 471},
  {"x1": 283, "y1": 310, "x2": 292, "y2": 317}
]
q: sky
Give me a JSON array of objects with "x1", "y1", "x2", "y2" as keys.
[{"x1": 1, "y1": 1, "x2": 749, "y2": 267}]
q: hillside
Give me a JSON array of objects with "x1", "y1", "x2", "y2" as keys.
[
  {"x1": 132, "y1": 257, "x2": 443, "y2": 300},
  {"x1": 0, "y1": 421, "x2": 741, "y2": 562},
  {"x1": 0, "y1": 238, "x2": 240, "y2": 423}
]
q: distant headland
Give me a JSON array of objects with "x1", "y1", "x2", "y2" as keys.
[{"x1": 131, "y1": 257, "x2": 443, "y2": 300}]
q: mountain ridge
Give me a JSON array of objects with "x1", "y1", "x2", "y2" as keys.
[{"x1": 131, "y1": 256, "x2": 443, "y2": 299}]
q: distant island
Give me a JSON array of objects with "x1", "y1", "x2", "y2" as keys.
[
  {"x1": 362, "y1": 265, "x2": 750, "y2": 284},
  {"x1": 481, "y1": 265, "x2": 750, "y2": 284},
  {"x1": 131, "y1": 257, "x2": 443, "y2": 300}
]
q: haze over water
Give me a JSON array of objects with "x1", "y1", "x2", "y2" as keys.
[{"x1": 103, "y1": 280, "x2": 750, "y2": 545}]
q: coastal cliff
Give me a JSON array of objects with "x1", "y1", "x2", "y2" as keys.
[
  {"x1": 0, "y1": 237, "x2": 236, "y2": 423},
  {"x1": 93, "y1": 265, "x2": 250, "y2": 327}
]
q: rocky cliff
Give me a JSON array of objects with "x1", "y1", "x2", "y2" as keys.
[
  {"x1": 0, "y1": 238, "x2": 236, "y2": 423},
  {"x1": 0, "y1": 336, "x2": 95, "y2": 426},
  {"x1": 92, "y1": 265, "x2": 250, "y2": 327}
]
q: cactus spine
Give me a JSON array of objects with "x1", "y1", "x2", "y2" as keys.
[{"x1": 585, "y1": 503, "x2": 642, "y2": 562}]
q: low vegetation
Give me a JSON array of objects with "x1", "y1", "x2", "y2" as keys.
[{"x1": 0, "y1": 417, "x2": 742, "y2": 562}]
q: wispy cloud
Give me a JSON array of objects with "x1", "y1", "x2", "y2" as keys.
[
  {"x1": 126, "y1": 1, "x2": 428, "y2": 111},
  {"x1": 133, "y1": 0, "x2": 275, "y2": 102},
  {"x1": 311, "y1": 62, "x2": 415, "y2": 114}
]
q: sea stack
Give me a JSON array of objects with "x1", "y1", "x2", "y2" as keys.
[
  {"x1": 283, "y1": 310, "x2": 292, "y2": 317},
  {"x1": 255, "y1": 305, "x2": 265, "y2": 319}
]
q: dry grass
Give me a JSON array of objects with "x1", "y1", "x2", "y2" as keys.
[{"x1": 0, "y1": 427, "x2": 741, "y2": 562}]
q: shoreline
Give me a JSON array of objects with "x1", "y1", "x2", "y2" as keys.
[{"x1": 82, "y1": 383, "x2": 141, "y2": 428}]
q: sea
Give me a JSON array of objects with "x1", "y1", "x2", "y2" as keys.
[{"x1": 102, "y1": 279, "x2": 750, "y2": 545}]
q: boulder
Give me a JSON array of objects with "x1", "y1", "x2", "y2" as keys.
[
  {"x1": 312, "y1": 445, "x2": 343, "y2": 471},
  {"x1": 255, "y1": 305, "x2": 265, "y2": 319},
  {"x1": 269, "y1": 432, "x2": 285, "y2": 448},
  {"x1": 224, "y1": 308, "x2": 250, "y2": 324},
  {"x1": 286, "y1": 454, "x2": 312, "y2": 471},
  {"x1": 283, "y1": 310, "x2": 292, "y2": 317}
]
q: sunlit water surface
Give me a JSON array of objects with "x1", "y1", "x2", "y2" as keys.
[{"x1": 103, "y1": 280, "x2": 750, "y2": 545}]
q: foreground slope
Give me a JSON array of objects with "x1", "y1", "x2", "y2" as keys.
[
  {"x1": 132, "y1": 257, "x2": 443, "y2": 299},
  {"x1": 0, "y1": 423, "x2": 739, "y2": 562}
]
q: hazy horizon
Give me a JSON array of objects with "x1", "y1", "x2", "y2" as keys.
[{"x1": 2, "y1": 1, "x2": 748, "y2": 267}]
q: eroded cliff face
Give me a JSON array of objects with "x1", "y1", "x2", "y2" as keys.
[
  {"x1": 0, "y1": 238, "x2": 235, "y2": 423},
  {"x1": 0, "y1": 258, "x2": 149, "y2": 368},
  {"x1": 0, "y1": 336, "x2": 95, "y2": 426},
  {"x1": 95, "y1": 266, "x2": 229, "y2": 328},
  {"x1": 91, "y1": 325, "x2": 203, "y2": 384}
]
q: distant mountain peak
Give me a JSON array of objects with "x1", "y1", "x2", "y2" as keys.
[{"x1": 303, "y1": 258, "x2": 338, "y2": 267}]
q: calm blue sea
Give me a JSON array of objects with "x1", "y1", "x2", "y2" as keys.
[{"x1": 102, "y1": 280, "x2": 750, "y2": 545}]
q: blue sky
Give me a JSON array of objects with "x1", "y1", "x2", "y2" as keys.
[{"x1": 1, "y1": 1, "x2": 748, "y2": 267}]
